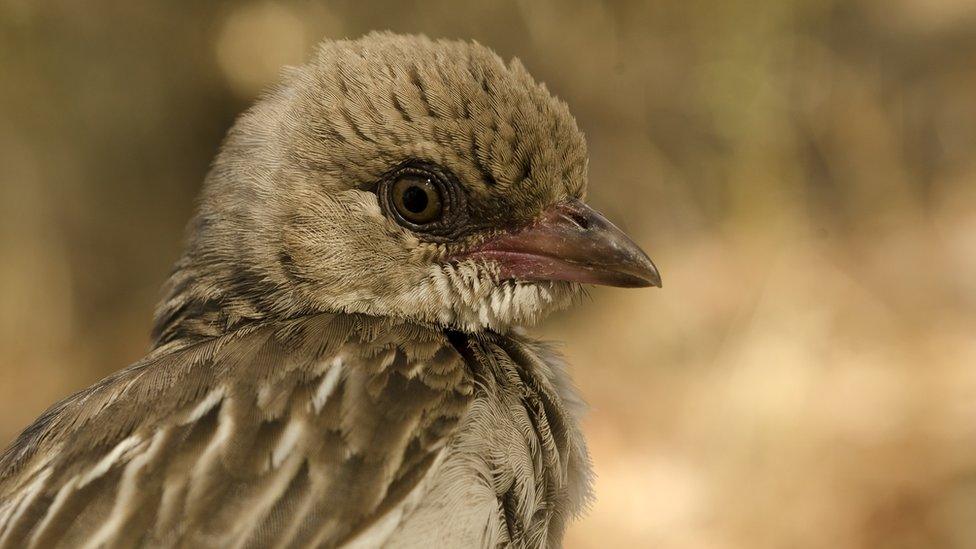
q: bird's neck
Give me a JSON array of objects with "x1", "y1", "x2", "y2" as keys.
[
  {"x1": 151, "y1": 255, "x2": 289, "y2": 348},
  {"x1": 150, "y1": 257, "x2": 456, "y2": 349}
]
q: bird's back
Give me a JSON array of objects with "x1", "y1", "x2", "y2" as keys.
[{"x1": 0, "y1": 313, "x2": 589, "y2": 548}]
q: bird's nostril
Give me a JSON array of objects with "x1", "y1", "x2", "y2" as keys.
[{"x1": 564, "y1": 210, "x2": 590, "y2": 231}]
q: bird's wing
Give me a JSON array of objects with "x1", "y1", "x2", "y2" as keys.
[{"x1": 0, "y1": 313, "x2": 472, "y2": 549}]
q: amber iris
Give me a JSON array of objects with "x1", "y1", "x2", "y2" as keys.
[{"x1": 392, "y1": 176, "x2": 443, "y2": 224}]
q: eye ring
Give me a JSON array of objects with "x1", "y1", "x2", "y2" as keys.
[{"x1": 377, "y1": 161, "x2": 467, "y2": 239}]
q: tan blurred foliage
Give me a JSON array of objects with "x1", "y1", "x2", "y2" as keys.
[{"x1": 1, "y1": 1, "x2": 975, "y2": 547}]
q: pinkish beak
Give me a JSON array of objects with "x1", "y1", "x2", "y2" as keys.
[{"x1": 461, "y1": 200, "x2": 661, "y2": 288}]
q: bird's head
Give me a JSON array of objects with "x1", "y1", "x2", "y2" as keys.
[{"x1": 153, "y1": 33, "x2": 659, "y2": 345}]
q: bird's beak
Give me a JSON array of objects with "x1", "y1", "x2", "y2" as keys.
[{"x1": 463, "y1": 200, "x2": 661, "y2": 288}]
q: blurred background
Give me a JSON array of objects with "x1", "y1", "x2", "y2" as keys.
[{"x1": 1, "y1": 1, "x2": 975, "y2": 547}]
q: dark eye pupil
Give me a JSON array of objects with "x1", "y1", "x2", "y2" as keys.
[
  {"x1": 388, "y1": 171, "x2": 445, "y2": 227},
  {"x1": 402, "y1": 185, "x2": 429, "y2": 213}
]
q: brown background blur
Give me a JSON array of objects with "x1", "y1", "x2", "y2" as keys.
[{"x1": 2, "y1": 1, "x2": 975, "y2": 547}]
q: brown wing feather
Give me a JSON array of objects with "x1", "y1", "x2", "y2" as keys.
[{"x1": 0, "y1": 314, "x2": 472, "y2": 549}]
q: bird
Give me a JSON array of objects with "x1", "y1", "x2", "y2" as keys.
[{"x1": 0, "y1": 32, "x2": 660, "y2": 548}]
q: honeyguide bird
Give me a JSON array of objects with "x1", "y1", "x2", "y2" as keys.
[{"x1": 0, "y1": 32, "x2": 660, "y2": 548}]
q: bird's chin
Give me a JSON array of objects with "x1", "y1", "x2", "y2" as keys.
[
  {"x1": 421, "y1": 261, "x2": 582, "y2": 333},
  {"x1": 456, "y1": 278, "x2": 582, "y2": 333}
]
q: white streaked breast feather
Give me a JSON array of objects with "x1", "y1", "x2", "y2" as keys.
[
  {"x1": 181, "y1": 388, "x2": 224, "y2": 425},
  {"x1": 81, "y1": 428, "x2": 171, "y2": 549},
  {"x1": 0, "y1": 468, "x2": 51, "y2": 545},
  {"x1": 77, "y1": 435, "x2": 142, "y2": 488},
  {"x1": 271, "y1": 419, "x2": 305, "y2": 469},
  {"x1": 25, "y1": 476, "x2": 80, "y2": 547},
  {"x1": 312, "y1": 359, "x2": 343, "y2": 413}
]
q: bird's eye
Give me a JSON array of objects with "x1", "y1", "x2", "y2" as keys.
[
  {"x1": 391, "y1": 175, "x2": 443, "y2": 224},
  {"x1": 377, "y1": 161, "x2": 467, "y2": 240}
]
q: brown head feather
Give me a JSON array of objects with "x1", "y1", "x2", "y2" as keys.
[{"x1": 153, "y1": 32, "x2": 589, "y2": 346}]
